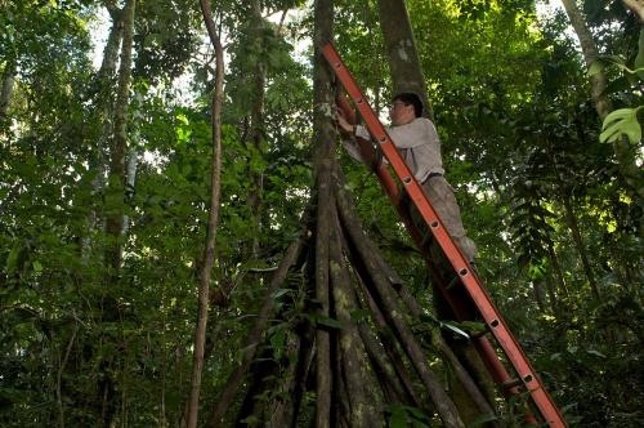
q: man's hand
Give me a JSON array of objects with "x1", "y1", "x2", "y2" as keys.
[{"x1": 336, "y1": 108, "x2": 354, "y2": 135}]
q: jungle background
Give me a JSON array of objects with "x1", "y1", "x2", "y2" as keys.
[{"x1": 0, "y1": 0, "x2": 642, "y2": 427}]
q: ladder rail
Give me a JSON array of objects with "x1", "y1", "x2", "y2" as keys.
[{"x1": 322, "y1": 41, "x2": 566, "y2": 428}]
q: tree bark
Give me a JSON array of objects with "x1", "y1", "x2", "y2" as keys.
[
  {"x1": 560, "y1": 0, "x2": 611, "y2": 118},
  {"x1": 376, "y1": 0, "x2": 432, "y2": 118},
  {"x1": 56, "y1": 322, "x2": 79, "y2": 428},
  {"x1": 357, "y1": 322, "x2": 411, "y2": 405},
  {"x1": 355, "y1": 274, "x2": 424, "y2": 407},
  {"x1": 313, "y1": 1, "x2": 335, "y2": 426},
  {"x1": 329, "y1": 218, "x2": 376, "y2": 426},
  {"x1": 0, "y1": 60, "x2": 15, "y2": 122},
  {"x1": 314, "y1": 165, "x2": 334, "y2": 428},
  {"x1": 121, "y1": 147, "x2": 138, "y2": 237},
  {"x1": 546, "y1": 241, "x2": 568, "y2": 300},
  {"x1": 622, "y1": 0, "x2": 644, "y2": 22},
  {"x1": 395, "y1": 282, "x2": 497, "y2": 421},
  {"x1": 187, "y1": 2, "x2": 226, "y2": 427},
  {"x1": 268, "y1": 331, "x2": 307, "y2": 426}
]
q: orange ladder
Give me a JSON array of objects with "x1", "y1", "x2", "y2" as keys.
[{"x1": 322, "y1": 41, "x2": 566, "y2": 427}]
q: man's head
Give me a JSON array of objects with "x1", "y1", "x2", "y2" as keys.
[{"x1": 389, "y1": 92, "x2": 423, "y2": 126}]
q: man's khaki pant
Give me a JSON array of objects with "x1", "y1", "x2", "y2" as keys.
[{"x1": 419, "y1": 175, "x2": 477, "y2": 262}]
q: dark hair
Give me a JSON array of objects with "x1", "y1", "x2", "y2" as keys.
[{"x1": 393, "y1": 92, "x2": 423, "y2": 118}]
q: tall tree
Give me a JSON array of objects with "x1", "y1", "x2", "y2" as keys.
[
  {"x1": 186, "y1": 1, "x2": 226, "y2": 427},
  {"x1": 245, "y1": 0, "x2": 268, "y2": 259},
  {"x1": 97, "y1": 1, "x2": 137, "y2": 425},
  {"x1": 0, "y1": 61, "x2": 14, "y2": 121},
  {"x1": 206, "y1": 2, "x2": 479, "y2": 426},
  {"x1": 105, "y1": 0, "x2": 136, "y2": 273}
]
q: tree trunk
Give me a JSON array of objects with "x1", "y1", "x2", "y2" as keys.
[
  {"x1": 187, "y1": 2, "x2": 226, "y2": 427},
  {"x1": 81, "y1": 4, "x2": 124, "y2": 263},
  {"x1": 207, "y1": 238, "x2": 305, "y2": 426},
  {"x1": 0, "y1": 60, "x2": 15, "y2": 122},
  {"x1": 101, "y1": 2, "x2": 135, "y2": 424},
  {"x1": 246, "y1": 0, "x2": 267, "y2": 259},
  {"x1": 542, "y1": 240, "x2": 567, "y2": 315},
  {"x1": 312, "y1": 2, "x2": 335, "y2": 425},
  {"x1": 532, "y1": 278, "x2": 547, "y2": 312},
  {"x1": 201, "y1": 1, "x2": 485, "y2": 425},
  {"x1": 122, "y1": 146, "x2": 138, "y2": 237},
  {"x1": 561, "y1": 0, "x2": 644, "y2": 205},
  {"x1": 622, "y1": 0, "x2": 644, "y2": 22},
  {"x1": 329, "y1": 221, "x2": 376, "y2": 426},
  {"x1": 560, "y1": 0, "x2": 611, "y2": 118},
  {"x1": 336, "y1": 187, "x2": 465, "y2": 428},
  {"x1": 376, "y1": 0, "x2": 432, "y2": 118},
  {"x1": 105, "y1": 0, "x2": 135, "y2": 273}
]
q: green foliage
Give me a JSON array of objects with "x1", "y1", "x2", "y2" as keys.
[
  {"x1": 600, "y1": 107, "x2": 642, "y2": 144},
  {"x1": 387, "y1": 404, "x2": 432, "y2": 427},
  {"x1": 595, "y1": 51, "x2": 644, "y2": 146},
  {"x1": 134, "y1": 0, "x2": 201, "y2": 84}
]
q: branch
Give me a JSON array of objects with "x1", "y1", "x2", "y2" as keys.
[
  {"x1": 622, "y1": 0, "x2": 644, "y2": 22},
  {"x1": 186, "y1": 2, "x2": 227, "y2": 427}
]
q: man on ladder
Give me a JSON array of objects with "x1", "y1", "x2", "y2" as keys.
[{"x1": 336, "y1": 91, "x2": 477, "y2": 263}]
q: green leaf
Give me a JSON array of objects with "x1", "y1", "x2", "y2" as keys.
[
  {"x1": 315, "y1": 316, "x2": 343, "y2": 330},
  {"x1": 269, "y1": 329, "x2": 286, "y2": 359},
  {"x1": 600, "y1": 107, "x2": 642, "y2": 144},
  {"x1": 32, "y1": 260, "x2": 43, "y2": 273},
  {"x1": 388, "y1": 406, "x2": 408, "y2": 428},
  {"x1": 440, "y1": 321, "x2": 471, "y2": 340},
  {"x1": 271, "y1": 288, "x2": 292, "y2": 299},
  {"x1": 588, "y1": 61, "x2": 604, "y2": 77},
  {"x1": 6, "y1": 247, "x2": 20, "y2": 273},
  {"x1": 586, "y1": 349, "x2": 607, "y2": 359},
  {"x1": 404, "y1": 405, "x2": 430, "y2": 421}
]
